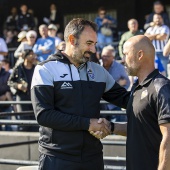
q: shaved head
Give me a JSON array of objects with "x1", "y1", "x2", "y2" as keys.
[
  {"x1": 123, "y1": 35, "x2": 155, "y2": 77},
  {"x1": 124, "y1": 35, "x2": 155, "y2": 60}
]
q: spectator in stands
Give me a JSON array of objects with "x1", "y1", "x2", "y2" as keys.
[
  {"x1": 95, "y1": 6, "x2": 117, "y2": 53},
  {"x1": 0, "y1": 61, "x2": 13, "y2": 131},
  {"x1": 14, "y1": 30, "x2": 37, "y2": 66},
  {"x1": 47, "y1": 41, "x2": 66, "y2": 60},
  {"x1": 154, "y1": 55, "x2": 166, "y2": 76},
  {"x1": 100, "y1": 45, "x2": 130, "y2": 122},
  {"x1": 145, "y1": 14, "x2": 170, "y2": 76},
  {"x1": 118, "y1": 19, "x2": 143, "y2": 59},
  {"x1": 8, "y1": 49, "x2": 37, "y2": 131},
  {"x1": 4, "y1": 7, "x2": 18, "y2": 31},
  {"x1": 17, "y1": 30, "x2": 27, "y2": 43},
  {"x1": 144, "y1": 1, "x2": 170, "y2": 30},
  {"x1": 48, "y1": 24, "x2": 62, "y2": 51},
  {"x1": 57, "y1": 41, "x2": 66, "y2": 51},
  {"x1": 28, "y1": 8, "x2": 38, "y2": 31},
  {"x1": 0, "y1": 36, "x2": 8, "y2": 61},
  {"x1": 43, "y1": 3, "x2": 63, "y2": 33},
  {"x1": 17, "y1": 4, "x2": 35, "y2": 31},
  {"x1": 33, "y1": 24, "x2": 55, "y2": 61},
  {"x1": 163, "y1": 39, "x2": 170, "y2": 78},
  {"x1": 5, "y1": 30, "x2": 19, "y2": 48},
  {"x1": 1, "y1": 59, "x2": 13, "y2": 74}
]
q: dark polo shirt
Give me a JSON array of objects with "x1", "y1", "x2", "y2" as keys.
[{"x1": 126, "y1": 69, "x2": 170, "y2": 170}]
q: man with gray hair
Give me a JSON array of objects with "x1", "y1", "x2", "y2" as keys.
[
  {"x1": 33, "y1": 24, "x2": 55, "y2": 61},
  {"x1": 101, "y1": 45, "x2": 130, "y2": 122},
  {"x1": 118, "y1": 18, "x2": 143, "y2": 59}
]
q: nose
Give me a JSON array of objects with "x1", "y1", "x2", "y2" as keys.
[{"x1": 90, "y1": 45, "x2": 96, "y2": 53}]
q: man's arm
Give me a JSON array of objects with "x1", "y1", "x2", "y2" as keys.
[
  {"x1": 113, "y1": 122, "x2": 127, "y2": 136},
  {"x1": 155, "y1": 34, "x2": 167, "y2": 41},
  {"x1": 163, "y1": 39, "x2": 170, "y2": 56},
  {"x1": 31, "y1": 85, "x2": 110, "y2": 135},
  {"x1": 158, "y1": 123, "x2": 170, "y2": 170},
  {"x1": 31, "y1": 65, "x2": 110, "y2": 135},
  {"x1": 144, "y1": 32, "x2": 157, "y2": 41},
  {"x1": 0, "y1": 51, "x2": 8, "y2": 56}
]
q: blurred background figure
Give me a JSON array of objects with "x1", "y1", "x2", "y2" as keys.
[
  {"x1": 118, "y1": 19, "x2": 143, "y2": 59},
  {"x1": 28, "y1": 8, "x2": 39, "y2": 31},
  {"x1": 14, "y1": 30, "x2": 37, "y2": 66},
  {"x1": 57, "y1": 41, "x2": 66, "y2": 51},
  {"x1": 8, "y1": 49, "x2": 38, "y2": 132},
  {"x1": 0, "y1": 61, "x2": 13, "y2": 131},
  {"x1": 163, "y1": 38, "x2": 170, "y2": 79},
  {"x1": 43, "y1": 3, "x2": 63, "y2": 33},
  {"x1": 48, "y1": 24, "x2": 61, "y2": 52},
  {"x1": 100, "y1": 45, "x2": 130, "y2": 122},
  {"x1": 33, "y1": 24, "x2": 55, "y2": 62},
  {"x1": 95, "y1": 6, "x2": 117, "y2": 53},
  {"x1": 154, "y1": 55, "x2": 166, "y2": 76},
  {"x1": 144, "y1": 1, "x2": 170, "y2": 30},
  {"x1": 145, "y1": 14, "x2": 170, "y2": 77},
  {"x1": 4, "y1": 7, "x2": 18, "y2": 31},
  {"x1": 17, "y1": 4, "x2": 35, "y2": 31},
  {"x1": 4, "y1": 30, "x2": 19, "y2": 48},
  {"x1": 1, "y1": 59, "x2": 13, "y2": 74},
  {"x1": 0, "y1": 35, "x2": 8, "y2": 62}
]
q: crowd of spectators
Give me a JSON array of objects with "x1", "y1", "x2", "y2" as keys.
[{"x1": 0, "y1": 1, "x2": 170, "y2": 131}]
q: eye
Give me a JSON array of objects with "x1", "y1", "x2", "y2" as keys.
[{"x1": 86, "y1": 42, "x2": 92, "y2": 46}]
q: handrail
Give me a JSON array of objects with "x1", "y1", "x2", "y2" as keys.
[
  {"x1": 0, "y1": 120, "x2": 38, "y2": 125},
  {"x1": 0, "y1": 100, "x2": 110, "y2": 105},
  {"x1": 0, "y1": 140, "x2": 38, "y2": 148},
  {"x1": 0, "y1": 156, "x2": 126, "y2": 165},
  {"x1": 0, "y1": 110, "x2": 126, "y2": 117},
  {"x1": 0, "y1": 159, "x2": 38, "y2": 165}
]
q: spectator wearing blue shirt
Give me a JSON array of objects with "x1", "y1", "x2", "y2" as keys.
[
  {"x1": 155, "y1": 55, "x2": 166, "y2": 76},
  {"x1": 100, "y1": 45, "x2": 130, "y2": 122},
  {"x1": 33, "y1": 24, "x2": 55, "y2": 61},
  {"x1": 95, "y1": 7, "x2": 117, "y2": 53}
]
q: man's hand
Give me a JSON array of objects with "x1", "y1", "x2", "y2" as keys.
[
  {"x1": 89, "y1": 118, "x2": 111, "y2": 139},
  {"x1": 17, "y1": 83, "x2": 27, "y2": 92}
]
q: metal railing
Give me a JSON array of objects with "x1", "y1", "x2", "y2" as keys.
[{"x1": 0, "y1": 100, "x2": 126, "y2": 169}]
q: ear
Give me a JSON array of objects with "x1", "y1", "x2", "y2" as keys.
[
  {"x1": 68, "y1": 34, "x2": 75, "y2": 45},
  {"x1": 138, "y1": 50, "x2": 143, "y2": 60},
  {"x1": 112, "y1": 51, "x2": 116, "y2": 56}
]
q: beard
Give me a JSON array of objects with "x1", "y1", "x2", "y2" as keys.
[
  {"x1": 72, "y1": 50, "x2": 94, "y2": 65},
  {"x1": 125, "y1": 63, "x2": 138, "y2": 76}
]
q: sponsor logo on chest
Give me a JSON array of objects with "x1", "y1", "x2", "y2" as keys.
[{"x1": 61, "y1": 82, "x2": 73, "y2": 89}]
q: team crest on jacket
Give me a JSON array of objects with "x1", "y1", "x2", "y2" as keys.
[{"x1": 87, "y1": 69, "x2": 95, "y2": 79}]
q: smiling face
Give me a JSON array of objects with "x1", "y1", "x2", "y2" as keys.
[{"x1": 71, "y1": 26, "x2": 97, "y2": 66}]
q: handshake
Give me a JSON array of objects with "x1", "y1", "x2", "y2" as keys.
[{"x1": 88, "y1": 118, "x2": 112, "y2": 139}]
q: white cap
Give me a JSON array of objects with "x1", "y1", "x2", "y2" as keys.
[
  {"x1": 48, "y1": 24, "x2": 57, "y2": 31},
  {"x1": 17, "y1": 31, "x2": 27, "y2": 42}
]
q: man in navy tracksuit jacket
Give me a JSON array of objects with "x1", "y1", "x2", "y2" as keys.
[{"x1": 31, "y1": 18, "x2": 130, "y2": 170}]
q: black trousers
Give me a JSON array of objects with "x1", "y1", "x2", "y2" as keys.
[{"x1": 39, "y1": 153, "x2": 104, "y2": 170}]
